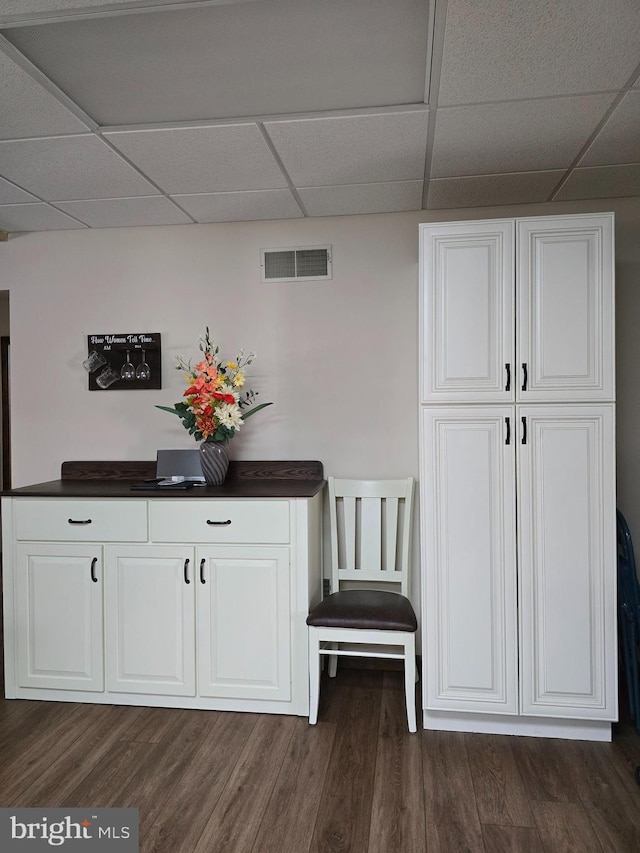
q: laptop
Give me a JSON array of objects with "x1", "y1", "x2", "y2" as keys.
[{"x1": 155, "y1": 448, "x2": 205, "y2": 483}]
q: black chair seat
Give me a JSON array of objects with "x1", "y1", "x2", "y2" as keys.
[{"x1": 307, "y1": 589, "x2": 417, "y2": 632}]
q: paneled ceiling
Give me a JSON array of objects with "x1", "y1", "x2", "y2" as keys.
[{"x1": 0, "y1": 0, "x2": 638, "y2": 232}]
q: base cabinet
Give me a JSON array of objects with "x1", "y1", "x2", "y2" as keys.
[
  {"x1": 3, "y1": 493, "x2": 322, "y2": 717},
  {"x1": 422, "y1": 405, "x2": 616, "y2": 726}
]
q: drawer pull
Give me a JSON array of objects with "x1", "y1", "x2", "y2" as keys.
[
  {"x1": 206, "y1": 519, "x2": 232, "y2": 526},
  {"x1": 200, "y1": 558, "x2": 206, "y2": 584},
  {"x1": 184, "y1": 558, "x2": 191, "y2": 585},
  {"x1": 91, "y1": 557, "x2": 98, "y2": 583},
  {"x1": 68, "y1": 518, "x2": 92, "y2": 525}
]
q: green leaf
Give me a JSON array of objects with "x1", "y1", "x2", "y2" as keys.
[
  {"x1": 241, "y1": 401, "x2": 273, "y2": 420},
  {"x1": 155, "y1": 405, "x2": 181, "y2": 416}
]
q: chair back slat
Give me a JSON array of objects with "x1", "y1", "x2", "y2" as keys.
[
  {"x1": 360, "y1": 497, "x2": 382, "y2": 570},
  {"x1": 328, "y1": 477, "x2": 414, "y2": 596}
]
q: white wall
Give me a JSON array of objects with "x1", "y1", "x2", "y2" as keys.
[{"x1": 1, "y1": 195, "x2": 640, "y2": 593}]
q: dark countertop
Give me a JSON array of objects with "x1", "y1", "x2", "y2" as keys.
[{"x1": 2, "y1": 460, "x2": 326, "y2": 500}]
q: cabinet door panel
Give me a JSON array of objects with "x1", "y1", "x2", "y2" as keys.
[
  {"x1": 197, "y1": 546, "x2": 291, "y2": 701},
  {"x1": 105, "y1": 546, "x2": 196, "y2": 696},
  {"x1": 420, "y1": 220, "x2": 514, "y2": 402},
  {"x1": 518, "y1": 406, "x2": 616, "y2": 718},
  {"x1": 16, "y1": 544, "x2": 103, "y2": 691},
  {"x1": 421, "y1": 408, "x2": 518, "y2": 714},
  {"x1": 517, "y1": 214, "x2": 614, "y2": 401}
]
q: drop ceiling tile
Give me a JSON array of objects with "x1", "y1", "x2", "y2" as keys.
[
  {"x1": 170, "y1": 189, "x2": 302, "y2": 223},
  {"x1": 0, "y1": 135, "x2": 159, "y2": 200},
  {"x1": 3, "y1": 0, "x2": 429, "y2": 124},
  {"x1": 54, "y1": 196, "x2": 193, "y2": 228},
  {"x1": 555, "y1": 164, "x2": 640, "y2": 200},
  {"x1": 104, "y1": 125, "x2": 287, "y2": 194},
  {"x1": 264, "y1": 111, "x2": 429, "y2": 187},
  {"x1": 427, "y1": 170, "x2": 565, "y2": 209},
  {"x1": 0, "y1": 50, "x2": 91, "y2": 139},
  {"x1": 299, "y1": 181, "x2": 423, "y2": 217},
  {"x1": 431, "y1": 95, "x2": 616, "y2": 178},
  {"x1": 438, "y1": 0, "x2": 640, "y2": 105},
  {"x1": 0, "y1": 176, "x2": 38, "y2": 204},
  {"x1": 0, "y1": 202, "x2": 85, "y2": 231},
  {"x1": 580, "y1": 91, "x2": 640, "y2": 166}
]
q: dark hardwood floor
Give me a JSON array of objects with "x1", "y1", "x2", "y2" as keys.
[{"x1": 1, "y1": 664, "x2": 640, "y2": 852}]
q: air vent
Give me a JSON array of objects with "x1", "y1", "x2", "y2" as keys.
[{"x1": 260, "y1": 246, "x2": 332, "y2": 282}]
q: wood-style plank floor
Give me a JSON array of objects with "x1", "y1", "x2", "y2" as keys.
[{"x1": 2, "y1": 667, "x2": 640, "y2": 852}]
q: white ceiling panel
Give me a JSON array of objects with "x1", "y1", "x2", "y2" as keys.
[
  {"x1": 299, "y1": 181, "x2": 423, "y2": 217},
  {"x1": 104, "y1": 125, "x2": 287, "y2": 194},
  {"x1": 555, "y1": 164, "x2": 640, "y2": 201},
  {"x1": 0, "y1": 49, "x2": 91, "y2": 139},
  {"x1": 0, "y1": 176, "x2": 39, "y2": 204},
  {"x1": 171, "y1": 189, "x2": 303, "y2": 223},
  {"x1": 0, "y1": 135, "x2": 159, "y2": 200},
  {"x1": 428, "y1": 171, "x2": 565, "y2": 210},
  {"x1": 0, "y1": 202, "x2": 85, "y2": 231},
  {"x1": 438, "y1": 0, "x2": 640, "y2": 106},
  {"x1": 580, "y1": 91, "x2": 640, "y2": 167},
  {"x1": 4, "y1": 0, "x2": 430, "y2": 124},
  {"x1": 265, "y1": 111, "x2": 429, "y2": 188},
  {"x1": 54, "y1": 196, "x2": 193, "y2": 227},
  {"x1": 431, "y1": 95, "x2": 616, "y2": 178}
]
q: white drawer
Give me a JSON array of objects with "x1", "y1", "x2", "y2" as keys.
[
  {"x1": 149, "y1": 500, "x2": 290, "y2": 544},
  {"x1": 14, "y1": 499, "x2": 148, "y2": 542}
]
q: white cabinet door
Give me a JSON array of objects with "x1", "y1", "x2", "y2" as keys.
[
  {"x1": 420, "y1": 220, "x2": 514, "y2": 402},
  {"x1": 518, "y1": 406, "x2": 616, "y2": 719},
  {"x1": 421, "y1": 408, "x2": 518, "y2": 714},
  {"x1": 105, "y1": 546, "x2": 196, "y2": 696},
  {"x1": 197, "y1": 546, "x2": 291, "y2": 701},
  {"x1": 517, "y1": 214, "x2": 614, "y2": 402},
  {"x1": 15, "y1": 543, "x2": 103, "y2": 691}
]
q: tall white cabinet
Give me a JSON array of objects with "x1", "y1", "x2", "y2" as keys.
[{"x1": 419, "y1": 213, "x2": 617, "y2": 741}]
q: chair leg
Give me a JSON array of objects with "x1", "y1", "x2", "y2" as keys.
[
  {"x1": 404, "y1": 635, "x2": 417, "y2": 733},
  {"x1": 328, "y1": 647, "x2": 338, "y2": 678},
  {"x1": 308, "y1": 627, "x2": 321, "y2": 725}
]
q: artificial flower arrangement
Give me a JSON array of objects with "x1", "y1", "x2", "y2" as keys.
[{"x1": 157, "y1": 328, "x2": 272, "y2": 442}]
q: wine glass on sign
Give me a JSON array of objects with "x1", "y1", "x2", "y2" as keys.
[
  {"x1": 136, "y1": 350, "x2": 151, "y2": 381},
  {"x1": 121, "y1": 350, "x2": 135, "y2": 380}
]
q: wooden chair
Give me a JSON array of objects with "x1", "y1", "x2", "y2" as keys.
[{"x1": 307, "y1": 477, "x2": 418, "y2": 732}]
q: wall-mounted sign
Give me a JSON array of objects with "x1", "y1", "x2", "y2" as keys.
[{"x1": 86, "y1": 332, "x2": 161, "y2": 391}]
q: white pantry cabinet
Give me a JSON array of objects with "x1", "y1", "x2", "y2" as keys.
[
  {"x1": 419, "y1": 213, "x2": 616, "y2": 741},
  {"x1": 2, "y1": 490, "x2": 322, "y2": 717},
  {"x1": 420, "y1": 214, "x2": 614, "y2": 403}
]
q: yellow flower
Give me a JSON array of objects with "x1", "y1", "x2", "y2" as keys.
[
  {"x1": 233, "y1": 371, "x2": 245, "y2": 388},
  {"x1": 226, "y1": 361, "x2": 238, "y2": 370}
]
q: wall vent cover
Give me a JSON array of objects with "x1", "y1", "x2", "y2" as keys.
[{"x1": 260, "y1": 245, "x2": 332, "y2": 282}]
